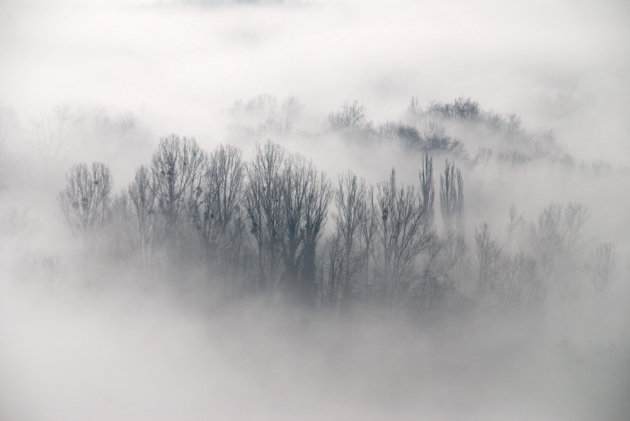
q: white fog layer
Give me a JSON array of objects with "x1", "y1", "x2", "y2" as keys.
[{"x1": 0, "y1": 0, "x2": 629, "y2": 420}]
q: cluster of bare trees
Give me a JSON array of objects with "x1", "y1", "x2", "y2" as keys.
[
  {"x1": 58, "y1": 136, "x2": 461, "y2": 308},
  {"x1": 474, "y1": 223, "x2": 539, "y2": 308},
  {"x1": 470, "y1": 201, "x2": 619, "y2": 308},
  {"x1": 223, "y1": 95, "x2": 611, "y2": 176},
  {"x1": 244, "y1": 141, "x2": 332, "y2": 302},
  {"x1": 58, "y1": 135, "x2": 619, "y2": 311}
]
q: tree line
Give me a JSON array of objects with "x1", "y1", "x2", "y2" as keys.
[{"x1": 58, "y1": 135, "x2": 618, "y2": 313}]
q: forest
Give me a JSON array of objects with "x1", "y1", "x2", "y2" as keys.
[
  {"x1": 1, "y1": 1, "x2": 629, "y2": 420},
  {"x1": 45, "y1": 97, "x2": 620, "y2": 314},
  {"x1": 1, "y1": 93, "x2": 629, "y2": 420}
]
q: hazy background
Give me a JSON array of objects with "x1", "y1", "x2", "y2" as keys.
[
  {"x1": 1, "y1": 0, "x2": 629, "y2": 420},
  {"x1": 1, "y1": 0, "x2": 629, "y2": 162}
]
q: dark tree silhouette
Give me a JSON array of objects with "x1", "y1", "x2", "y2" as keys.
[
  {"x1": 299, "y1": 163, "x2": 332, "y2": 303},
  {"x1": 326, "y1": 171, "x2": 372, "y2": 306},
  {"x1": 192, "y1": 144, "x2": 247, "y2": 285},
  {"x1": 245, "y1": 141, "x2": 286, "y2": 291},
  {"x1": 150, "y1": 135, "x2": 207, "y2": 249},
  {"x1": 373, "y1": 169, "x2": 433, "y2": 307}
]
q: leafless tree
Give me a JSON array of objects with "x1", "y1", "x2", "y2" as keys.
[
  {"x1": 359, "y1": 184, "x2": 379, "y2": 298},
  {"x1": 280, "y1": 96, "x2": 304, "y2": 134},
  {"x1": 328, "y1": 100, "x2": 366, "y2": 132},
  {"x1": 406, "y1": 96, "x2": 423, "y2": 122},
  {"x1": 584, "y1": 242, "x2": 617, "y2": 294},
  {"x1": 529, "y1": 203, "x2": 563, "y2": 262},
  {"x1": 415, "y1": 154, "x2": 466, "y2": 310},
  {"x1": 58, "y1": 162, "x2": 112, "y2": 244},
  {"x1": 324, "y1": 171, "x2": 371, "y2": 306},
  {"x1": 423, "y1": 122, "x2": 467, "y2": 158},
  {"x1": 150, "y1": 135, "x2": 207, "y2": 246},
  {"x1": 106, "y1": 190, "x2": 137, "y2": 260},
  {"x1": 497, "y1": 150, "x2": 532, "y2": 168},
  {"x1": 128, "y1": 165, "x2": 163, "y2": 264},
  {"x1": 192, "y1": 144, "x2": 247, "y2": 286},
  {"x1": 321, "y1": 231, "x2": 341, "y2": 305},
  {"x1": 300, "y1": 166, "x2": 332, "y2": 303},
  {"x1": 373, "y1": 169, "x2": 433, "y2": 307},
  {"x1": 29, "y1": 104, "x2": 78, "y2": 157},
  {"x1": 274, "y1": 153, "x2": 331, "y2": 302},
  {"x1": 474, "y1": 223, "x2": 503, "y2": 295},
  {"x1": 436, "y1": 159, "x2": 467, "y2": 287},
  {"x1": 276, "y1": 154, "x2": 311, "y2": 290},
  {"x1": 473, "y1": 147, "x2": 493, "y2": 167},
  {"x1": 506, "y1": 204, "x2": 524, "y2": 248},
  {"x1": 245, "y1": 141, "x2": 331, "y2": 302},
  {"x1": 527, "y1": 202, "x2": 588, "y2": 297},
  {"x1": 229, "y1": 95, "x2": 304, "y2": 137},
  {"x1": 440, "y1": 159, "x2": 464, "y2": 237},
  {"x1": 245, "y1": 141, "x2": 286, "y2": 292},
  {"x1": 419, "y1": 154, "x2": 435, "y2": 229},
  {"x1": 499, "y1": 251, "x2": 539, "y2": 307},
  {"x1": 562, "y1": 202, "x2": 588, "y2": 255}
]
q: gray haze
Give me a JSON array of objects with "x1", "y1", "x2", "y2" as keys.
[{"x1": 1, "y1": 0, "x2": 629, "y2": 420}]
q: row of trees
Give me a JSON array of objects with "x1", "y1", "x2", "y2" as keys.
[
  {"x1": 227, "y1": 95, "x2": 570, "y2": 168},
  {"x1": 58, "y1": 135, "x2": 617, "y2": 311}
]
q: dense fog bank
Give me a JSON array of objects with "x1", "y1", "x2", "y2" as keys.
[
  {"x1": 1, "y1": 272, "x2": 629, "y2": 421},
  {"x1": 1, "y1": 96, "x2": 629, "y2": 420},
  {"x1": 1, "y1": 0, "x2": 629, "y2": 419}
]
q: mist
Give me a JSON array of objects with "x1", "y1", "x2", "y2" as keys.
[{"x1": 1, "y1": 0, "x2": 629, "y2": 420}]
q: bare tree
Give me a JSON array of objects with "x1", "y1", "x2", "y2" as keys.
[
  {"x1": 280, "y1": 96, "x2": 304, "y2": 134},
  {"x1": 419, "y1": 154, "x2": 435, "y2": 229},
  {"x1": 58, "y1": 162, "x2": 112, "y2": 244},
  {"x1": 527, "y1": 202, "x2": 588, "y2": 298},
  {"x1": 276, "y1": 154, "x2": 310, "y2": 290},
  {"x1": 245, "y1": 142, "x2": 331, "y2": 302},
  {"x1": 506, "y1": 204, "x2": 524, "y2": 248},
  {"x1": 192, "y1": 144, "x2": 247, "y2": 286},
  {"x1": 29, "y1": 104, "x2": 78, "y2": 157},
  {"x1": 128, "y1": 165, "x2": 163, "y2": 264},
  {"x1": 328, "y1": 171, "x2": 371, "y2": 305},
  {"x1": 473, "y1": 147, "x2": 493, "y2": 168},
  {"x1": 321, "y1": 231, "x2": 344, "y2": 306},
  {"x1": 373, "y1": 169, "x2": 433, "y2": 307},
  {"x1": 584, "y1": 242, "x2": 617, "y2": 294},
  {"x1": 106, "y1": 190, "x2": 137, "y2": 260},
  {"x1": 328, "y1": 100, "x2": 366, "y2": 132},
  {"x1": 300, "y1": 166, "x2": 332, "y2": 303},
  {"x1": 150, "y1": 135, "x2": 207, "y2": 247},
  {"x1": 439, "y1": 159, "x2": 464, "y2": 237},
  {"x1": 562, "y1": 202, "x2": 588, "y2": 256},
  {"x1": 245, "y1": 141, "x2": 286, "y2": 292},
  {"x1": 499, "y1": 251, "x2": 539, "y2": 307},
  {"x1": 423, "y1": 122, "x2": 467, "y2": 158},
  {"x1": 474, "y1": 223, "x2": 504, "y2": 295},
  {"x1": 272, "y1": 153, "x2": 332, "y2": 302},
  {"x1": 359, "y1": 183, "x2": 378, "y2": 298},
  {"x1": 228, "y1": 95, "x2": 304, "y2": 137}
]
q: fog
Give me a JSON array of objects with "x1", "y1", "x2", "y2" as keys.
[{"x1": 1, "y1": 0, "x2": 629, "y2": 420}]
